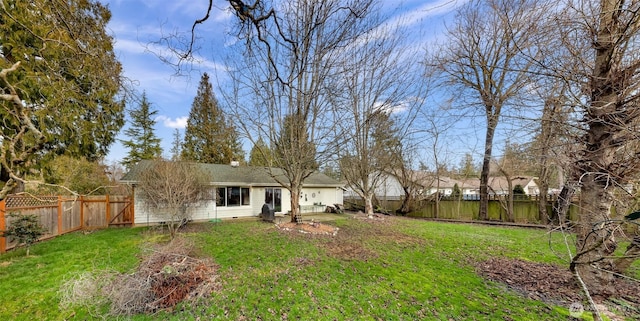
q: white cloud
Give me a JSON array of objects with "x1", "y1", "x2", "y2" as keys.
[
  {"x1": 156, "y1": 115, "x2": 188, "y2": 129},
  {"x1": 393, "y1": 0, "x2": 469, "y2": 29}
]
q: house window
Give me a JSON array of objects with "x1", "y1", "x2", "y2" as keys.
[
  {"x1": 228, "y1": 187, "x2": 240, "y2": 206},
  {"x1": 265, "y1": 188, "x2": 282, "y2": 212},
  {"x1": 216, "y1": 188, "x2": 226, "y2": 206},
  {"x1": 216, "y1": 187, "x2": 250, "y2": 207},
  {"x1": 241, "y1": 188, "x2": 250, "y2": 205}
]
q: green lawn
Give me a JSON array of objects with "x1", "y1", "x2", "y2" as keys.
[{"x1": 0, "y1": 216, "x2": 588, "y2": 320}]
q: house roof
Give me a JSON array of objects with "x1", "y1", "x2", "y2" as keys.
[
  {"x1": 487, "y1": 176, "x2": 536, "y2": 192},
  {"x1": 399, "y1": 171, "x2": 535, "y2": 192},
  {"x1": 120, "y1": 160, "x2": 344, "y2": 188}
]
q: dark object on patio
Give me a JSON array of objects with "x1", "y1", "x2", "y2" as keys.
[
  {"x1": 325, "y1": 204, "x2": 344, "y2": 214},
  {"x1": 261, "y1": 203, "x2": 275, "y2": 222}
]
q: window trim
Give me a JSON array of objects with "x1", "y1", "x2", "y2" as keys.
[{"x1": 215, "y1": 186, "x2": 250, "y2": 207}]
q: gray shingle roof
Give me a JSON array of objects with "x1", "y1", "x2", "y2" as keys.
[{"x1": 120, "y1": 160, "x2": 343, "y2": 187}]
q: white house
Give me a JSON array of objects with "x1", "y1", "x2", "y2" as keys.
[
  {"x1": 486, "y1": 176, "x2": 539, "y2": 195},
  {"x1": 120, "y1": 161, "x2": 345, "y2": 225},
  {"x1": 344, "y1": 170, "x2": 539, "y2": 202}
]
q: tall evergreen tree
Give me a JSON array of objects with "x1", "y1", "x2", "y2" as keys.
[
  {"x1": 170, "y1": 129, "x2": 182, "y2": 161},
  {"x1": 0, "y1": 0, "x2": 124, "y2": 199},
  {"x1": 120, "y1": 92, "x2": 162, "y2": 170},
  {"x1": 182, "y1": 73, "x2": 244, "y2": 164},
  {"x1": 248, "y1": 137, "x2": 274, "y2": 166}
]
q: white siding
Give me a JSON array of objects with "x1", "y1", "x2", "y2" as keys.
[
  {"x1": 374, "y1": 175, "x2": 405, "y2": 200},
  {"x1": 133, "y1": 186, "x2": 341, "y2": 224}
]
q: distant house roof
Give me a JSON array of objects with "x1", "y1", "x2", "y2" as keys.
[
  {"x1": 408, "y1": 172, "x2": 479, "y2": 190},
  {"x1": 395, "y1": 171, "x2": 535, "y2": 193},
  {"x1": 487, "y1": 176, "x2": 536, "y2": 192},
  {"x1": 120, "y1": 160, "x2": 344, "y2": 188}
]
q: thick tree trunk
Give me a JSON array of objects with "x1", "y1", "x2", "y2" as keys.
[
  {"x1": 290, "y1": 185, "x2": 301, "y2": 223},
  {"x1": 479, "y1": 117, "x2": 498, "y2": 220},
  {"x1": 363, "y1": 194, "x2": 374, "y2": 216},
  {"x1": 571, "y1": 176, "x2": 616, "y2": 297},
  {"x1": 399, "y1": 186, "x2": 413, "y2": 214},
  {"x1": 571, "y1": 0, "x2": 637, "y2": 297}
]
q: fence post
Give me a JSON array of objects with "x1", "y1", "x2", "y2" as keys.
[
  {"x1": 80, "y1": 195, "x2": 85, "y2": 229},
  {"x1": 0, "y1": 199, "x2": 5, "y2": 253},
  {"x1": 57, "y1": 196, "x2": 63, "y2": 235},
  {"x1": 105, "y1": 194, "x2": 110, "y2": 227},
  {"x1": 130, "y1": 186, "x2": 135, "y2": 226}
]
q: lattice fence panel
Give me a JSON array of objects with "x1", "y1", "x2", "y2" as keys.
[{"x1": 5, "y1": 195, "x2": 58, "y2": 209}]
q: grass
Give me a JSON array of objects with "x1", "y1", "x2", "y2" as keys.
[
  {"x1": 0, "y1": 216, "x2": 606, "y2": 320},
  {"x1": 0, "y1": 227, "x2": 144, "y2": 320}
]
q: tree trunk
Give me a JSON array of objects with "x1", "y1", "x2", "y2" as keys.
[
  {"x1": 434, "y1": 178, "x2": 441, "y2": 219},
  {"x1": 571, "y1": 175, "x2": 616, "y2": 297},
  {"x1": 290, "y1": 185, "x2": 301, "y2": 223},
  {"x1": 506, "y1": 186, "x2": 514, "y2": 222},
  {"x1": 399, "y1": 186, "x2": 413, "y2": 214},
  {"x1": 479, "y1": 116, "x2": 498, "y2": 220},
  {"x1": 537, "y1": 188, "x2": 549, "y2": 223},
  {"x1": 537, "y1": 169, "x2": 549, "y2": 224},
  {"x1": 571, "y1": 0, "x2": 636, "y2": 297},
  {"x1": 363, "y1": 194, "x2": 374, "y2": 216}
]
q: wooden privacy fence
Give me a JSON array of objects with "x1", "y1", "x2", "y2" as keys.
[
  {"x1": 345, "y1": 195, "x2": 581, "y2": 224},
  {"x1": 0, "y1": 194, "x2": 132, "y2": 253}
]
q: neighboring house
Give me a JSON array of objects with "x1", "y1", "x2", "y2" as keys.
[
  {"x1": 487, "y1": 176, "x2": 539, "y2": 195},
  {"x1": 343, "y1": 171, "x2": 429, "y2": 202},
  {"x1": 344, "y1": 170, "x2": 539, "y2": 202},
  {"x1": 120, "y1": 161, "x2": 344, "y2": 225},
  {"x1": 423, "y1": 176, "x2": 480, "y2": 196},
  {"x1": 421, "y1": 176, "x2": 539, "y2": 197}
]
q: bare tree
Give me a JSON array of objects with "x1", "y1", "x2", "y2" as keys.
[
  {"x1": 550, "y1": 0, "x2": 640, "y2": 303},
  {"x1": 420, "y1": 108, "x2": 458, "y2": 218},
  {"x1": 387, "y1": 138, "x2": 424, "y2": 215},
  {"x1": 528, "y1": 81, "x2": 576, "y2": 223},
  {"x1": 434, "y1": 0, "x2": 547, "y2": 220},
  {"x1": 218, "y1": 0, "x2": 376, "y2": 222},
  {"x1": 490, "y1": 141, "x2": 535, "y2": 222},
  {"x1": 135, "y1": 160, "x2": 212, "y2": 239},
  {"x1": 332, "y1": 11, "x2": 423, "y2": 216}
]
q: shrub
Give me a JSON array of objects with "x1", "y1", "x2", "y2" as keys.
[{"x1": 1, "y1": 212, "x2": 46, "y2": 256}]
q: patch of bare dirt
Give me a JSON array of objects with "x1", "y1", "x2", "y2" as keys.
[
  {"x1": 351, "y1": 212, "x2": 392, "y2": 224},
  {"x1": 317, "y1": 215, "x2": 425, "y2": 261},
  {"x1": 276, "y1": 221, "x2": 339, "y2": 236},
  {"x1": 324, "y1": 240, "x2": 378, "y2": 261},
  {"x1": 476, "y1": 257, "x2": 640, "y2": 318},
  {"x1": 177, "y1": 222, "x2": 216, "y2": 233}
]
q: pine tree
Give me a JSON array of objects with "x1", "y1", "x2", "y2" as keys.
[
  {"x1": 274, "y1": 113, "x2": 317, "y2": 171},
  {"x1": 182, "y1": 73, "x2": 244, "y2": 164},
  {"x1": 248, "y1": 137, "x2": 274, "y2": 166},
  {"x1": 170, "y1": 129, "x2": 182, "y2": 161},
  {"x1": 120, "y1": 92, "x2": 162, "y2": 170},
  {"x1": 0, "y1": 0, "x2": 124, "y2": 199}
]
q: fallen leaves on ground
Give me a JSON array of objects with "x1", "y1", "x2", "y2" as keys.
[{"x1": 476, "y1": 257, "x2": 639, "y2": 318}]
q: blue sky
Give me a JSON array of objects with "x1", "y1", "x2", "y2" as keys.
[{"x1": 102, "y1": 0, "x2": 470, "y2": 165}]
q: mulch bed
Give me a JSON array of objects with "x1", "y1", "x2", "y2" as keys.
[
  {"x1": 351, "y1": 212, "x2": 392, "y2": 223},
  {"x1": 276, "y1": 221, "x2": 339, "y2": 236},
  {"x1": 476, "y1": 257, "x2": 640, "y2": 318}
]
